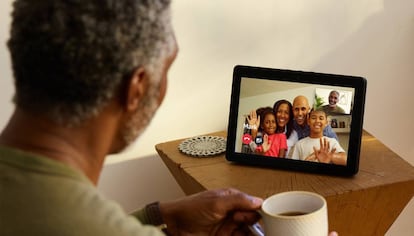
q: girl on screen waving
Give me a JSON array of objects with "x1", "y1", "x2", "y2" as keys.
[{"x1": 248, "y1": 107, "x2": 287, "y2": 158}]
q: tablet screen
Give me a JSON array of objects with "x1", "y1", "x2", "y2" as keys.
[{"x1": 226, "y1": 65, "x2": 367, "y2": 176}]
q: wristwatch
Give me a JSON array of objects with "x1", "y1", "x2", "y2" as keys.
[{"x1": 145, "y1": 202, "x2": 169, "y2": 234}]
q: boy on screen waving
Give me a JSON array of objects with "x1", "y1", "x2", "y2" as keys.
[{"x1": 290, "y1": 109, "x2": 347, "y2": 165}]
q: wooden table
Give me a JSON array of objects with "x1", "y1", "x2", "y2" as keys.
[{"x1": 155, "y1": 131, "x2": 414, "y2": 236}]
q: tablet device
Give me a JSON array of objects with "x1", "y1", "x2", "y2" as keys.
[{"x1": 226, "y1": 65, "x2": 367, "y2": 176}]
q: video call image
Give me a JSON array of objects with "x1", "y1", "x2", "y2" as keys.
[{"x1": 235, "y1": 77, "x2": 355, "y2": 166}]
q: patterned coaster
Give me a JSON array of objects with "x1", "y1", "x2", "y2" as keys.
[{"x1": 178, "y1": 136, "x2": 226, "y2": 157}]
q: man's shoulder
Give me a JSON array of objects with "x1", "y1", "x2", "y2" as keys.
[
  {"x1": 337, "y1": 106, "x2": 346, "y2": 113},
  {"x1": 0, "y1": 174, "x2": 158, "y2": 235},
  {"x1": 323, "y1": 125, "x2": 334, "y2": 131},
  {"x1": 323, "y1": 125, "x2": 338, "y2": 138},
  {"x1": 0, "y1": 147, "x2": 161, "y2": 236},
  {"x1": 293, "y1": 122, "x2": 309, "y2": 135}
]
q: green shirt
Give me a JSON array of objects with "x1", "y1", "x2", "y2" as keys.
[
  {"x1": 0, "y1": 146, "x2": 164, "y2": 236},
  {"x1": 320, "y1": 104, "x2": 346, "y2": 115}
]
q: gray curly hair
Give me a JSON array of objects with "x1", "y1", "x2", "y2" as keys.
[{"x1": 8, "y1": 0, "x2": 173, "y2": 126}]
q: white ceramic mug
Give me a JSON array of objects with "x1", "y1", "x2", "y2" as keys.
[{"x1": 258, "y1": 191, "x2": 328, "y2": 236}]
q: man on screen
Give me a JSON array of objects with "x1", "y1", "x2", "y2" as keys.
[
  {"x1": 320, "y1": 90, "x2": 346, "y2": 115},
  {"x1": 292, "y1": 95, "x2": 338, "y2": 140}
]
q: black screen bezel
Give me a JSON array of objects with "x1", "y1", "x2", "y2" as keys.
[{"x1": 226, "y1": 65, "x2": 367, "y2": 176}]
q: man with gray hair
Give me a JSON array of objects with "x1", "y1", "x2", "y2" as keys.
[
  {"x1": 292, "y1": 95, "x2": 338, "y2": 141},
  {"x1": 0, "y1": 0, "x2": 263, "y2": 235},
  {"x1": 321, "y1": 90, "x2": 346, "y2": 115}
]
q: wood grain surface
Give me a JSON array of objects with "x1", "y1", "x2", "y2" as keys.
[{"x1": 155, "y1": 131, "x2": 414, "y2": 236}]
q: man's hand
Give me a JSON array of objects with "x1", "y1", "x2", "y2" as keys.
[{"x1": 159, "y1": 188, "x2": 263, "y2": 235}]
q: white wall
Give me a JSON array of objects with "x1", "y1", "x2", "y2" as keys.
[
  {"x1": 0, "y1": 1, "x2": 14, "y2": 128},
  {"x1": 1, "y1": 1, "x2": 413, "y2": 235}
]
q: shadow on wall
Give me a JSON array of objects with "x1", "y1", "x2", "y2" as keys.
[
  {"x1": 98, "y1": 154, "x2": 185, "y2": 213},
  {"x1": 312, "y1": 0, "x2": 414, "y2": 164},
  {"x1": 312, "y1": 1, "x2": 414, "y2": 236}
]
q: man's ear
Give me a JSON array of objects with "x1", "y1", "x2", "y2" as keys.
[{"x1": 124, "y1": 66, "x2": 148, "y2": 112}]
